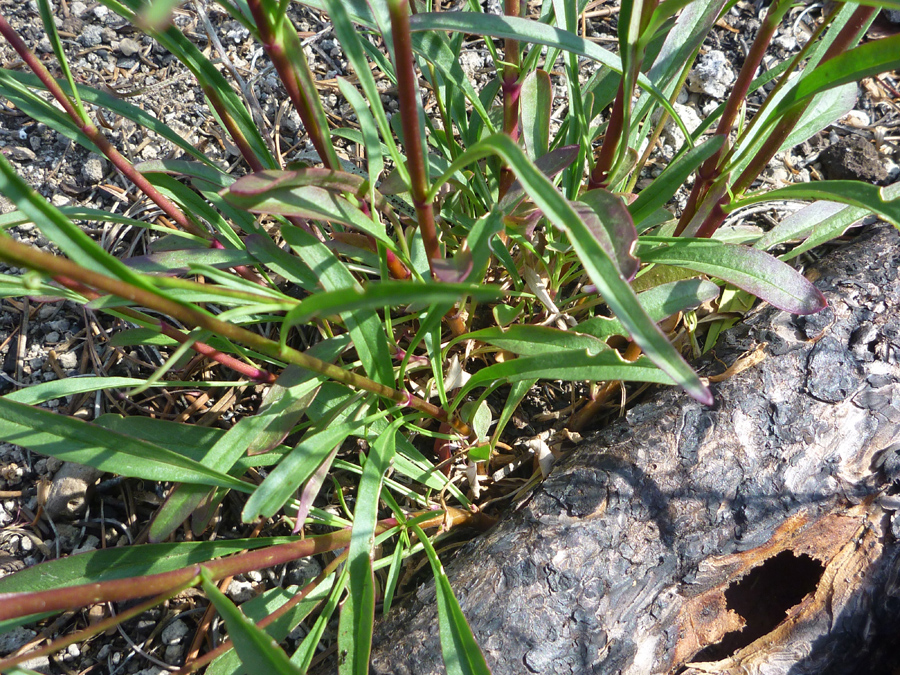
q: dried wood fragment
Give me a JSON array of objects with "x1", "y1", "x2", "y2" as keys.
[{"x1": 370, "y1": 224, "x2": 900, "y2": 675}]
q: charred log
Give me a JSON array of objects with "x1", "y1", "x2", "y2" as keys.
[{"x1": 370, "y1": 223, "x2": 900, "y2": 675}]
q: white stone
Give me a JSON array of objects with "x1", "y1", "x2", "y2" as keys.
[
  {"x1": 227, "y1": 578, "x2": 254, "y2": 603},
  {"x1": 687, "y1": 50, "x2": 735, "y2": 99},
  {"x1": 841, "y1": 110, "x2": 870, "y2": 128},
  {"x1": 82, "y1": 157, "x2": 106, "y2": 183}
]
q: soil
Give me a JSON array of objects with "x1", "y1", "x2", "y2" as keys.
[{"x1": 0, "y1": 1, "x2": 899, "y2": 673}]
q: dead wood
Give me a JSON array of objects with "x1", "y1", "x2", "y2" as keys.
[{"x1": 370, "y1": 223, "x2": 900, "y2": 675}]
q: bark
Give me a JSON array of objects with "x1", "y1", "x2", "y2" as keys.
[{"x1": 370, "y1": 223, "x2": 900, "y2": 675}]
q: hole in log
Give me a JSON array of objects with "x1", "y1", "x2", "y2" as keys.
[{"x1": 692, "y1": 550, "x2": 825, "y2": 662}]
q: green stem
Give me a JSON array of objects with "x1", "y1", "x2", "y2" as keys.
[
  {"x1": 694, "y1": 3, "x2": 877, "y2": 238},
  {"x1": 0, "y1": 235, "x2": 471, "y2": 437},
  {"x1": 247, "y1": 0, "x2": 340, "y2": 170}
]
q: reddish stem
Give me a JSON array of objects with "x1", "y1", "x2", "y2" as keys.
[{"x1": 389, "y1": 0, "x2": 441, "y2": 272}]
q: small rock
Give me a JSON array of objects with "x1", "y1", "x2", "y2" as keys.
[
  {"x1": 227, "y1": 578, "x2": 254, "y2": 603},
  {"x1": 73, "y1": 534, "x2": 100, "y2": 554},
  {"x1": 17, "y1": 655, "x2": 50, "y2": 673},
  {"x1": 0, "y1": 626, "x2": 36, "y2": 653},
  {"x1": 79, "y1": 24, "x2": 103, "y2": 48},
  {"x1": 819, "y1": 135, "x2": 889, "y2": 184},
  {"x1": 165, "y1": 643, "x2": 185, "y2": 663},
  {"x1": 841, "y1": 110, "x2": 870, "y2": 128},
  {"x1": 70, "y1": 1, "x2": 87, "y2": 16},
  {"x1": 161, "y1": 619, "x2": 189, "y2": 645},
  {"x1": 92, "y1": 5, "x2": 109, "y2": 21},
  {"x1": 687, "y1": 49, "x2": 735, "y2": 99},
  {"x1": 655, "y1": 102, "x2": 702, "y2": 153},
  {"x1": 57, "y1": 350, "x2": 78, "y2": 370},
  {"x1": 286, "y1": 557, "x2": 323, "y2": 586},
  {"x1": 81, "y1": 157, "x2": 106, "y2": 183},
  {"x1": 119, "y1": 37, "x2": 141, "y2": 57},
  {"x1": 51, "y1": 194, "x2": 71, "y2": 207},
  {"x1": 44, "y1": 331, "x2": 60, "y2": 344},
  {"x1": 5, "y1": 146, "x2": 37, "y2": 162},
  {"x1": 44, "y1": 462, "x2": 104, "y2": 520}
]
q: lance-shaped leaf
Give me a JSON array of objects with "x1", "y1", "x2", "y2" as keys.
[
  {"x1": 338, "y1": 416, "x2": 401, "y2": 674},
  {"x1": 520, "y1": 69, "x2": 552, "y2": 161},
  {"x1": 453, "y1": 350, "x2": 675, "y2": 408},
  {"x1": 222, "y1": 183, "x2": 395, "y2": 249},
  {"x1": 410, "y1": 522, "x2": 492, "y2": 675},
  {"x1": 628, "y1": 136, "x2": 725, "y2": 227},
  {"x1": 574, "y1": 189, "x2": 641, "y2": 281},
  {"x1": 576, "y1": 278, "x2": 721, "y2": 340},
  {"x1": 449, "y1": 325, "x2": 610, "y2": 358},
  {"x1": 0, "y1": 397, "x2": 250, "y2": 492},
  {"x1": 499, "y1": 145, "x2": 580, "y2": 211},
  {"x1": 731, "y1": 180, "x2": 900, "y2": 230},
  {"x1": 637, "y1": 238, "x2": 826, "y2": 314}
]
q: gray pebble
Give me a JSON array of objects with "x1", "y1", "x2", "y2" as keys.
[
  {"x1": 162, "y1": 619, "x2": 190, "y2": 645},
  {"x1": 57, "y1": 350, "x2": 78, "y2": 370},
  {"x1": 119, "y1": 37, "x2": 141, "y2": 57},
  {"x1": 44, "y1": 462, "x2": 103, "y2": 520},
  {"x1": 81, "y1": 157, "x2": 106, "y2": 183},
  {"x1": 0, "y1": 626, "x2": 36, "y2": 653},
  {"x1": 79, "y1": 25, "x2": 103, "y2": 48}
]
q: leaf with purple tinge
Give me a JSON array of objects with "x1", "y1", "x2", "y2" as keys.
[
  {"x1": 227, "y1": 168, "x2": 376, "y2": 205},
  {"x1": 573, "y1": 189, "x2": 640, "y2": 281},
  {"x1": 499, "y1": 145, "x2": 580, "y2": 211},
  {"x1": 431, "y1": 249, "x2": 474, "y2": 283},
  {"x1": 637, "y1": 238, "x2": 827, "y2": 315}
]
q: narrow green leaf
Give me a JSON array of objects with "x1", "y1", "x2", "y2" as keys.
[
  {"x1": 0, "y1": 538, "x2": 299, "y2": 594},
  {"x1": 283, "y1": 281, "x2": 500, "y2": 329},
  {"x1": 629, "y1": 136, "x2": 725, "y2": 226},
  {"x1": 731, "y1": 180, "x2": 900, "y2": 230},
  {"x1": 408, "y1": 13, "x2": 693, "y2": 143},
  {"x1": 200, "y1": 570, "x2": 305, "y2": 675},
  {"x1": 453, "y1": 350, "x2": 675, "y2": 408},
  {"x1": 452, "y1": 325, "x2": 609, "y2": 357},
  {"x1": 281, "y1": 224, "x2": 394, "y2": 386},
  {"x1": 432, "y1": 134, "x2": 710, "y2": 403},
  {"x1": 338, "y1": 416, "x2": 402, "y2": 674},
  {"x1": 242, "y1": 412, "x2": 365, "y2": 521},
  {"x1": 771, "y1": 34, "x2": 900, "y2": 121},
  {"x1": 410, "y1": 523, "x2": 490, "y2": 675},
  {"x1": 207, "y1": 581, "x2": 333, "y2": 675},
  {"x1": 520, "y1": 70, "x2": 552, "y2": 160},
  {"x1": 576, "y1": 278, "x2": 720, "y2": 340},
  {"x1": 0, "y1": 397, "x2": 250, "y2": 492}
]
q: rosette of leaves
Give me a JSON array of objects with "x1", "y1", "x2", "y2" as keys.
[{"x1": 0, "y1": 0, "x2": 899, "y2": 672}]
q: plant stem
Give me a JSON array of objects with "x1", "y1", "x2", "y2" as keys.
[
  {"x1": 52, "y1": 275, "x2": 278, "y2": 383},
  {"x1": 0, "y1": 236, "x2": 471, "y2": 437},
  {"x1": 675, "y1": 0, "x2": 793, "y2": 235},
  {"x1": 247, "y1": 0, "x2": 340, "y2": 170},
  {"x1": 0, "y1": 12, "x2": 206, "y2": 239},
  {"x1": 692, "y1": 3, "x2": 877, "y2": 238},
  {"x1": 389, "y1": 0, "x2": 441, "y2": 273},
  {"x1": 498, "y1": 0, "x2": 522, "y2": 199}
]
